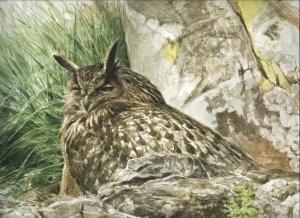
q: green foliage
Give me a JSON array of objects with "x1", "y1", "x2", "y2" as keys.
[
  {"x1": 225, "y1": 186, "x2": 258, "y2": 218},
  {"x1": 0, "y1": 1, "x2": 128, "y2": 197}
]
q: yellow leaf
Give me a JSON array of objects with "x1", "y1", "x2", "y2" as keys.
[
  {"x1": 237, "y1": 0, "x2": 265, "y2": 27},
  {"x1": 163, "y1": 40, "x2": 179, "y2": 65},
  {"x1": 260, "y1": 59, "x2": 290, "y2": 90},
  {"x1": 270, "y1": 60, "x2": 290, "y2": 90},
  {"x1": 261, "y1": 60, "x2": 276, "y2": 84},
  {"x1": 258, "y1": 76, "x2": 274, "y2": 91}
]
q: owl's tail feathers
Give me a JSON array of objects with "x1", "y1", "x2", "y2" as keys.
[
  {"x1": 245, "y1": 167, "x2": 299, "y2": 183},
  {"x1": 59, "y1": 163, "x2": 82, "y2": 197}
]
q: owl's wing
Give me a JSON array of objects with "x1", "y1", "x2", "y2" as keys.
[
  {"x1": 107, "y1": 105, "x2": 256, "y2": 178},
  {"x1": 66, "y1": 104, "x2": 257, "y2": 193}
]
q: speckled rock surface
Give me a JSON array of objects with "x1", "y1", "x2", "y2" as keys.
[
  {"x1": 1, "y1": 154, "x2": 299, "y2": 218},
  {"x1": 255, "y1": 178, "x2": 299, "y2": 218},
  {"x1": 121, "y1": 0, "x2": 299, "y2": 172}
]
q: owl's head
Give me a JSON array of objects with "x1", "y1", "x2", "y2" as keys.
[{"x1": 54, "y1": 41, "x2": 165, "y2": 115}]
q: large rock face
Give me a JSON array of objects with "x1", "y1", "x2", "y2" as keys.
[{"x1": 121, "y1": 0, "x2": 299, "y2": 172}]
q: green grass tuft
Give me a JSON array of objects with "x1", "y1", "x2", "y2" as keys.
[
  {"x1": 225, "y1": 185, "x2": 258, "y2": 218},
  {"x1": 0, "y1": 1, "x2": 129, "y2": 197}
]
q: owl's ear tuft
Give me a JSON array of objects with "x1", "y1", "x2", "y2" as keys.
[
  {"x1": 104, "y1": 40, "x2": 119, "y2": 76},
  {"x1": 53, "y1": 55, "x2": 79, "y2": 73}
]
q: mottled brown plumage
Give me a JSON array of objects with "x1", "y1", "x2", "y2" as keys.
[{"x1": 55, "y1": 41, "x2": 257, "y2": 195}]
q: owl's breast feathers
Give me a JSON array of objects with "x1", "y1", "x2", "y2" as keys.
[{"x1": 61, "y1": 102, "x2": 256, "y2": 192}]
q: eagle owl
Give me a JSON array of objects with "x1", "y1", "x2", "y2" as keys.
[{"x1": 54, "y1": 41, "x2": 256, "y2": 195}]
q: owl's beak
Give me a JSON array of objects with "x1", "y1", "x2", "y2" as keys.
[{"x1": 84, "y1": 96, "x2": 89, "y2": 111}]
